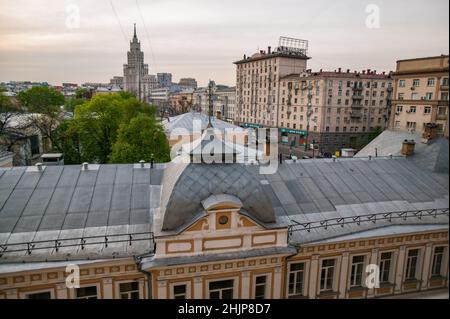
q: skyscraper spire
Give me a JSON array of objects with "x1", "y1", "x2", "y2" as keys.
[{"x1": 133, "y1": 23, "x2": 137, "y2": 39}]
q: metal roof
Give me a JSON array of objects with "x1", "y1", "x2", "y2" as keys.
[
  {"x1": 0, "y1": 156, "x2": 448, "y2": 264},
  {"x1": 164, "y1": 112, "x2": 244, "y2": 135},
  {"x1": 356, "y1": 130, "x2": 449, "y2": 173}
]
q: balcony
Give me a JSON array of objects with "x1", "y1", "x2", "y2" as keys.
[
  {"x1": 440, "y1": 85, "x2": 449, "y2": 91},
  {"x1": 350, "y1": 111, "x2": 363, "y2": 118},
  {"x1": 436, "y1": 114, "x2": 447, "y2": 121},
  {"x1": 352, "y1": 86, "x2": 363, "y2": 92},
  {"x1": 352, "y1": 95, "x2": 363, "y2": 100},
  {"x1": 351, "y1": 104, "x2": 363, "y2": 109}
]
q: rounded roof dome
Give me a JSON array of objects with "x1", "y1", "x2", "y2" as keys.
[{"x1": 160, "y1": 163, "x2": 276, "y2": 231}]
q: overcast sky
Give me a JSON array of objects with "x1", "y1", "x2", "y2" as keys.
[{"x1": 0, "y1": 0, "x2": 448, "y2": 87}]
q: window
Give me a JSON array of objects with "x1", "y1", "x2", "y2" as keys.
[
  {"x1": 442, "y1": 92, "x2": 449, "y2": 101},
  {"x1": 431, "y1": 247, "x2": 446, "y2": 277},
  {"x1": 209, "y1": 280, "x2": 234, "y2": 299},
  {"x1": 395, "y1": 121, "x2": 401, "y2": 129},
  {"x1": 406, "y1": 122, "x2": 416, "y2": 130},
  {"x1": 438, "y1": 106, "x2": 447, "y2": 116},
  {"x1": 396, "y1": 105, "x2": 403, "y2": 113},
  {"x1": 320, "y1": 259, "x2": 335, "y2": 292},
  {"x1": 350, "y1": 256, "x2": 365, "y2": 287},
  {"x1": 411, "y1": 93, "x2": 419, "y2": 100},
  {"x1": 409, "y1": 106, "x2": 416, "y2": 113},
  {"x1": 173, "y1": 284, "x2": 187, "y2": 299},
  {"x1": 399, "y1": 80, "x2": 406, "y2": 87},
  {"x1": 405, "y1": 249, "x2": 420, "y2": 280},
  {"x1": 442, "y1": 77, "x2": 449, "y2": 86},
  {"x1": 119, "y1": 282, "x2": 140, "y2": 299},
  {"x1": 379, "y1": 252, "x2": 393, "y2": 283},
  {"x1": 425, "y1": 93, "x2": 433, "y2": 100},
  {"x1": 424, "y1": 106, "x2": 431, "y2": 114},
  {"x1": 398, "y1": 93, "x2": 404, "y2": 100},
  {"x1": 76, "y1": 286, "x2": 98, "y2": 299},
  {"x1": 254, "y1": 276, "x2": 267, "y2": 299},
  {"x1": 427, "y1": 78, "x2": 435, "y2": 86},
  {"x1": 412, "y1": 79, "x2": 420, "y2": 87},
  {"x1": 29, "y1": 135, "x2": 40, "y2": 156},
  {"x1": 26, "y1": 291, "x2": 51, "y2": 299}
]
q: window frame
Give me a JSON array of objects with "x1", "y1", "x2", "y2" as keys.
[
  {"x1": 378, "y1": 250, "x2": 396, "y2": 284},
  {"x1": 252, "y1": 273, "x2": 272, "y2": 299},
  {"x1": 287, "y1": 261, "x2": 307, "y2": 298},
  {"x1": 404, "y1": 248, "x2": 422, "y2": 282},
  {"x1": 207, "y1": 277, "x2": 238, "y2": 300},
  {"x1": 21, "y1": 289, "x2": 55, "y2": 299},
  {"x1": 116, "y1": 280, "x2": 143, "y2": 299},
  {"x1": 319, "y1": 258, "x2": 337, "y2": 293},
  {"x1": 74, "y1": 284, "x2": 99, "y2": 299}
]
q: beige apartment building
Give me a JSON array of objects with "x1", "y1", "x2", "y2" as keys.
[
  {"x1": 278, "y1": 70, "x2": 393, "y2": 154},
  {"x1": 234, "y1": 39, "x2": 309, "y2": 129},
  {"x1": 234, "y1": 39, "x2": 394, "y2": 154},
  {"x1": 390, "y1": 55, "x2": 449, "y2": 137}
]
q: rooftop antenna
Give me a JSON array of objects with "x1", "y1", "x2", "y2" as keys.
[{"x1": 207, "y1": 80, "x2": 213, "y2": 128}]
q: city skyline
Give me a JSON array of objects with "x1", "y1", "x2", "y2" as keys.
[{"x1": 0, "y1": 0, "x2": 449, "y2": 86}]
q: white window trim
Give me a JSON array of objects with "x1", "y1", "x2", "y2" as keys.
[
  {"x1": 206, "y1": 276, "x2": 239, "y2": 299},
  {"x1": 169, "y1": 281, "x2": 192, "y2": 299},
  {"x1": 348, "y1": 253, "x2": 370, "y2": 289},
  {"x1": 403, "y1": 247, "x2": 424, "y2": 282},
  {"x1": 286, "y1": 260, "x2": 310, "y2": 298},
  {"x1": 430, "y1": 244, "x2": 449, "y2": 278},
  {"x1": 115, "y1": 279, "x2": 144, "y2": 299},
  {"x1": 317, "y1": 257, "x2": 341, "y2": 295},
  {"x1": 20, "y1": 288, "x2": 55, "y2": 299},
  {"x1": 252, "y1": 273, "x2": 272, "y2": 299},
  {"x1": 71, "y1": 283, "x2": 101, "y2": 299},
  {"x1": 378, "y1": 250, "x2": 397, "y2": 284}
]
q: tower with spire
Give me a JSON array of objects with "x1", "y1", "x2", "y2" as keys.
[{"x1": 123, "y1": 24, "x2": 150, "y2": 101}]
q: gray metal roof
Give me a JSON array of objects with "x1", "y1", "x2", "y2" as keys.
[
  {"x1": 0, "y1": 164, "x2": 163, "y2": 262},
  {"x1": 356, "y1": 130, "x2": 449, "y2": 173},
  {"x1": 164, "y1": 112, "x2": 244, "y2": 135},
  {"x1": 160, "y1": 162, "x2": 277, "y2": 231},
  {"x1": 0, "y1": 156, "x2": 448, "y2": 264}
]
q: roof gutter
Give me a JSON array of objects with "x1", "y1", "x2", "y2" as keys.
[{"x1": 135, "y1": 255, "x2": 153, "y2": 299}]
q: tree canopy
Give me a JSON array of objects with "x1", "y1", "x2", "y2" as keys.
[
  {"x1": 53, "y1": 92, "x2": 169, "y2": 164},
  {"x1": 17, "y1": 86, "x2": 65, "y2": 114}
]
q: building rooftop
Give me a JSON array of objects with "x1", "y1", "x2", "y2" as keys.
[
  {"x1": 163, "y1": 112, "x2": 244, "y2": 135},
  {"x1": 0, "y1": 156, "x2": 448, "y2": 263},
  {"x1": 280, "y1": 70, "x2": 393, "y2": 81},
  {"x1": 356, "y1": 130, "x2": 449, "y2": 173}
]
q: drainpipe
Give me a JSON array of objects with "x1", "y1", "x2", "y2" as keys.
[{"x1": 135, "y1": 255, "x2": 153, "y2": 299}]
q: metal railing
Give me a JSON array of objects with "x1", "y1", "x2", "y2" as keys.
[
  {"x1": 288, "y1": 208, "x2": 449, "y2": 239},
  {"x1": 0, "y1": 231, "x2": 154, "y2": 257}
]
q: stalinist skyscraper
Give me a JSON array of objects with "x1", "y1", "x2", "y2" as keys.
[{"x1": 123, "y1": 24, "x2": 151, "y2": 101}]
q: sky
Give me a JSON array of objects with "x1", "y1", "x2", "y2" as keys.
[{"x1": 0, "y1": 0, "x2": 448, "y2": 87}]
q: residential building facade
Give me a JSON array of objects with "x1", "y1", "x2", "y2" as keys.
[
  {"x1": 214, "y1": 87, "x2": 236, "y2": 123},
  {"x1": 390, "y1": 55, "x2": 449, "y2": 138},
  {"x1": 278, "y1": 70, "x2": 393, "y2": 154},
  {"x1": 234, "y1": 42, "x2": 309, "y2": 129}
]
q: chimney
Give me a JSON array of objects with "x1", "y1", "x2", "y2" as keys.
[
  {"x1": 373, "y1": 70, "x2": 377, "y2": 74},
  {"x1": 268, "y1": 46, "x2": 271, "y2": 54},
  {"x1": 422, "y1": 123, "x2": 438, "y2": 143},
  {"x1": 347, "y1": 69, "x2": 350, "y2": 73},
  {"x1": 319, "y1": 68, "x2": 323, "y2": 72},
  {"x1": 36, "y1": 163, "x2": 43, "y2": 172},
  {"x1": 338, "y1": 68, "x2": 342, "y2": 73},
  {"x1": 82, "y1": 162, "x2": 89, "y2": 170},
  {"x1": 244, "y1": 54, "x2": 246, "y2": 59},
  {"x1": 362, "y1": 70, "x2": 366, "y2": 74},
  {"x1": 401, "y1": 140, "x2": 416, "y2": 156}
]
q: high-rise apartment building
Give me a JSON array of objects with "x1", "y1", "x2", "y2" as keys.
[
  {"x1": 234, "y1": 37, "x2": 309, "y2": 129},
  {"x1": 390, "y1": 55, "x2": 449, "y2": 138},
  {"x1": 278, "y1": 70, "x2": 393, "y2": 154}
]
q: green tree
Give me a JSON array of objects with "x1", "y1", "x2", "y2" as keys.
[
  {"x1": 56, "y1": 92, "x2": 159, "y2": 164},
  {"x1": 17, "y1": 86, "x2": 65, "y2": 114},
  {"x1": 110, "y1": 114, "x2": 170, "y2": 164},
  {"x1": 52, "y1": 119, "x2": 83, "y2": 164},
  {"x1": 368, "y1": 126, "x2": 383, "y2": 143}
]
